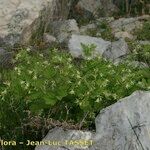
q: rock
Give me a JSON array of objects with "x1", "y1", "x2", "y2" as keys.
[
  {"x1": 103, "y1": 38, "x2": 129, "y2": 61},
  {"x1": 114, "y1": 31, "x2": 134, "y2": 40},
  {"x1": 0, "y1": 47, "x2": 13, "y2": 68},
  {"x1": 35, "y1": 127, "x2": 93, "y2": 150},
  {"x1": 75, "y1": 0, "x2": 118, "y2": 18},
  {"x1": 80, "y1": 23, "x2": 97, "y2": 35},
  {"x1": 91, "y1": 91, "x2": 150, "y2": 150},
  {"x1": 138, "y1": 41, "x2": 150, "y2": 45},
  {"x1": 110, "y1": 15, "x2": 150, "y2": 34},
  {"x1": 128, "y1": 61, "x2": 149, "y2": 68},
  {"x1": 0, "y1": 0, "x2": 72, "y2": 47},
  {"x1": 110, "y1": 17, "x2": 141, "y2": 33},
  {"x1": 43, "y1": 33, "x2": 57, "y2": 44},
  {"x1": 96, "y1": 17, "x2": 115, "y2": 23},
  {"x1": 49, "y1": 19, "x2": 79, "y2": 43},
  {"x1": 68, "y1": 35, "x2": 129, "y2": 61},
  {"x1": 68, "y1": 34, "x2": 111, "y2": 58}
]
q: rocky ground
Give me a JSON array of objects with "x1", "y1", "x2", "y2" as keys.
[{"x1": 0, "y1": 0, "x2": 150, "y2": 150}]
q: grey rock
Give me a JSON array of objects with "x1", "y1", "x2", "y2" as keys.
[
  {"x1": 35, "y1": 127, "x2": 93, "y2": 150},
  {"x1": 128, "y1": 61, "x2": 149, "y2": 68},
  {"x1": 0, "y1": 47, "x2": 13, "y2": 68},
  {"x1": 138, "y1": 41, "x2": 150, "y2": 45},
  {"x1": 75, "y1": 0, "x2": 118, "y2": 18},
  {"x1": 103, "y1": 38, "x2": 129, "y2": 61},
  {"x1": 80, "y1": 24, "x2": 97, "y2": 35},
  {"x1": 0, "y1": 0, "x2": 72, "y2": 47},
  {"x1": 110, "y1": 15, "x2": 150, "y2": 34},
  {"x1": 91, "y1": 91, "x2": 150, "y2": 150},
  {"x1": 96, "y1": 17, "x2": 114, "y2": 23},
  {"x1": 110, "y1": 17, "x2": 141, "y2": 33},
  {"x1": 43, "y1": 33, "x2": 57, "y2": 44},
  {"x1": 49, "y1": 19, "x2": 79, "y2": 43},
  {"x1": 68, "y1": 35, "x2": 129, "y2": 61},
  {"x1": 114, "y1": 31, "x2": 134, "y2": 40},
  {"x1": 68, "y1": 34, "x2": 111, "y2": 58}
]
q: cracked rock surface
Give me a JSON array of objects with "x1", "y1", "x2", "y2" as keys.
[{"x1": 0, "y1": 0, "x2": 71, "y2": 47}]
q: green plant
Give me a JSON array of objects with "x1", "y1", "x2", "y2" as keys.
[
  {"x1": 81, "y1": 43, "x2": 96, "y2": 57},
  {"x1": 96, "y1": 21, "x2": 115, "y2": 41},
  {"x1": 134, "y1": 21, "x2": 150, "y2": 40},
  {"x1": 0, "y1": 46, "x2": 150, "y2": 149},
  {"x1": 127, "y1": 41, "x2": 150, "y2": 66},
  {"x1": 84, "y1": 21, "x2": 115, "y2": 41}
]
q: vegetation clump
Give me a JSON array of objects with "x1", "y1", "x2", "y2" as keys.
[{"x1": 0, "y1": 45, "x2": 149, "y2": 149}]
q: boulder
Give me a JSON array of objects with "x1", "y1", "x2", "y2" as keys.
[
  {"x1": 103, "y1": 38, "x2": 129, "y2": 61},
  {"x1": 35, "y1": 127, "x2": 93, "y2": 150},
  {"x1": 74, "y1": 0, "x2": 118, "y2": 18},
  {"x1": 79, "y1": 23, "x2": 97, "y2": 35},
  {"x1": 0, "y1": 47, "x2": 13, "y2": 68},
  {"x1": 128, "y1": 61, "x2": 149, "y2": 68},
  {"x1": 0, "y1": 0, "x2": 72, "y2": 47},
  {"x1": 110, "y1": 15, "x2": 150, "y2": 34},
  {"x1": 114, "y1": 31, "x2": 134, "y2": 40},
  {"x1": 68, "y1": 34, "x2": 111, "y2": 58},
  {"x1": 43, "y1": 33, "x2": 57, "y2": 44},
  {"x1": 91, "y1": 91, "x2": 150, "y2": 150},
  {"x1": 49, "y1": 19, "x2": 79, "y2": 44},
  {"x1": 138, "y1": 41, "x2": 150, "y2": 45},
  {"x1": 68, "y1": 34, "x2": 129, "y2": 61}
]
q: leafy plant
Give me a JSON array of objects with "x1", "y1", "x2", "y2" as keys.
[
  {"x1": 127, "y1": 41, "x2": 150, "y2": 66},
  {"x1": 0, "y1": 46, "x2": 150, "y2": 149},
  {"x1": 81, "y1": 43, "x2": 96, "y2": 57},
  {"x1": 134, "y1": 21, "x2": 150, "y2": 40}
]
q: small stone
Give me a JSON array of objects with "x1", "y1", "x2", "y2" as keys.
[
  {"x1": 43, "y1": 33, "x2": 56, "y2": 44},
  {"x1": 114, "y1": 31, "x2": 134, "y2": 40}
]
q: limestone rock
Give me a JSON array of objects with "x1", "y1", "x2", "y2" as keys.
[
  {"x1": 110, "y1": 15, "x2": 150, "y2": 34},
  {"x1": 68, "y1": 34, "x2": 111, "y2": 58},
  {"x1": 91, "y1": 91, "x2": 150, "y2": 150},
  {"x1": 43, "y1": 33, "x2": 57, "y2": 44},
  {"x1": 49, "y1": 19, "x2": 79, "y2": 43},
  {"x1": 0, "y1": 0, "x2": 72, "y2": 47},
  {"x1": 80, "y1": 24, "x2": 97, "y2": 35},
  {"x1": 75, "y1": 0, "x2": 118, "y2": 18},
  {"x1": 35, "y1": 127, "x2": 93, "y2": 150},
  {"x1": 68, "y1": 35, "x2": 129, "y2": 61},
  {"x1": 103, "y1": 38, "x2": 129, "y2": 61},
  {"x1": 0, "y1": 47, "x2": 13, "y2": 68},
  {"x1": 138, "y1": 40, "x2": 150, "y2": 45},
  {"x1": 114, "y1": 31, "x2": 134, "y2": 40}
]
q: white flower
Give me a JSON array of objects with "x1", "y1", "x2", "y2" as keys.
[
  {"x1": 1, "y1": 89, "x2": 7, "y2": 95},
  {"x1": 33, "y1": 74, "x2": 37, "y2": 80},
  {"x1": 39, "y1": 54, "x2": 44, "y2": 57},
  {"x1": 25, "y1": 82, "x2": 30, "y2": 89},
  {"x1": 15, "y1": 53, "x2": 21, "y2": 60},
  {"x1": 28, "y1": 70, "x2": 33, "y2": 74},
  {"x1": 43, "y1": 61, "x2": 49, "y2": 65},
  {"x1": 78, "y1": 81, "x2": 81, "y2": 85},
  {"x1": 3, "y1": 81, "x2": 11, "y2": 87},
  {"x1": 26, "y1": 48, "x2": 31, "y2": 52},
  {"x1": 14, "y1": 67, "x2": 21, "y2": 75},
  {"x1": 95, "y1": 98, "x2": 100, "y2": 103},
  {"x1": 20, "y1": 80, "x2": 25, "y2": 85},
  {"x1": 17, "y1": 69, "x2": 21, "y2": 75},
  {"x1": 69, "y1": 90, "x2": 75, "y2": 94},
  {"x1": 125, "y1": 84, "x2": 130, "y2": 89}
]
